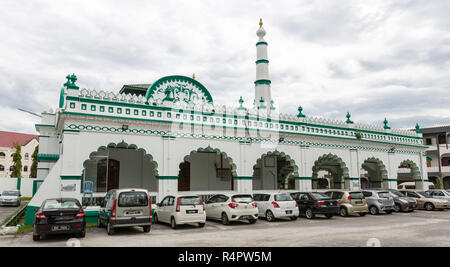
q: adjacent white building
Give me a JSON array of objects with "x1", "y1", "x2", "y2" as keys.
[
  {"x1": 25, "y1": 20, "x2": 429, "y2": 225},
  {"x1": 0, "y1": 131, "x2": 38, "y2": 178}
]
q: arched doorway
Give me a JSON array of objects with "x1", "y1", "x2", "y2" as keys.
[
  {"x1": 360, "y1": 157, "x2": 388, "y2": 189},
  {"x1": 397, "y1": 159, "x2": 422, "y2": 189},
  {"x1": 82, "y1": 141, "x2": 158, "y2": 194},
  {"x1": 312, "y1": 154, "x2": 349, "y2": 189},
  {"x1": 178, "y1": 146, "x2": 237, "y2": 192},
  {"x1": 252, "y1": 151, "x2": 299, "y2": 190}
]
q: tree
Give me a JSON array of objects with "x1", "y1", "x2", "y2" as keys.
[
  {"x1": 30, "y1": 145, "x2": 39, "y2": 178},
  {"x1": 434, "y1": 177, "x2": 443, "y2": 189},
  {"x1": 10, "y1": 143, "x2": 22, "y2": 178}
]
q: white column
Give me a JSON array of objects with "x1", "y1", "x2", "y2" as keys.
[
  {"x1": 295, "y1": 145, "x2": 312, "y2": 191},
  {"x1": 346, "y1": 149, "x2": 360, "y2": 190},
  {"x1": 386, "y1": 152, "x2": 398, "y2": 189}
]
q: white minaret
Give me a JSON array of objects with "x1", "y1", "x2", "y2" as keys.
[{"x1": 254, "y1": 18, "x2": 272, "y2": 111}]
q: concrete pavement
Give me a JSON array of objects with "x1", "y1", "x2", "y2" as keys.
[{"x1": 1, "y1": 209, "x2": 450, "y2": 247}]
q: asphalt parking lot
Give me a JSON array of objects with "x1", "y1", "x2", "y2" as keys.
[
  {"x1": 1, "y1": 209, "x2": 450, "y2": 247},
  {"x1": 0, "y1": 202, "x2": 27, "y2": 224}
]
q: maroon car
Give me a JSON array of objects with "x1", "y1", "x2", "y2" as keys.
[{"x1": 33, "y1": 198, "x2": 86, "y2": 241}]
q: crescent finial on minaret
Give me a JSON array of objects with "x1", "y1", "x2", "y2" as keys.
[{"x1": 259, "y1": 18, "x2": 263, "y2": 27}]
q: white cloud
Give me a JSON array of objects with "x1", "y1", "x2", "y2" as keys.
[{"x1": 0, "y1": 0, "x2": 449, "y2": 134}]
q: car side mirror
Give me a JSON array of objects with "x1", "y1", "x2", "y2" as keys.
[{"x1": 157, "y1": 203, "x2": 161, "y2": 207}]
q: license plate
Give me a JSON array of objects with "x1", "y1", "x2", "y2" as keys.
[
  {"x1": 126, "y1": 210, "x2": 141, "y2": 215},
  {"x1": 285, "y1": 210, "x2": 292, "y2": 214},
  {"x1": 356, "y1": 201, "x2": 363, "y2": 204},
  {"x1": 186, "y1": 210, "x2": 198, "y2": 214},
  {"x1": 240, "y1": 216, "x2": 252, "y2": 220},
  {"x1": 52, "y1": 225, "x2": 69, "y2": 231}
]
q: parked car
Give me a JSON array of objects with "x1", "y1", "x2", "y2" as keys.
[
  {"x1": 424, "y1": 189, "x2": 450, "y2": 203},
  {"x1": 386, "y1": 189, "x2": 417, "y2": 212},
  {"x1": 291, "y1": 192, "x2": 339, "y2": 219},
  {"x1": 205, "y1": 193, "x2": 258, "y2": 225},
  {"x1": 253, "y1": 193, "x2": 298, "y2": 221},
  {"x1": 0, "y1": 190, "x2": 21, "y2": 207},
  {"x1": 153, "y1": 194, "x2": 206, "y2": 229},
  {"x1": 33, "y1": 198, "x2": 86, "y2": 241},
  {"x1": 98, "y1": 188, "x2": 152, "y2": 235},
  {"x1": 324, "y1": 190, "x2": 368, "y2": 217},
  {"x1": 362, "y1": 190, "x2": 395, "y2": 215},
  {"x1": 399, "y1": 190, "x2": 449, "y2": 211},
  {"x1": 397, "y1": 182, "x2": 435, "y2": 190}
]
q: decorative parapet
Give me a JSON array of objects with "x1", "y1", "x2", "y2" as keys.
[{"x1": 61, "y1": 86, "x2": 423, "y2": 147}]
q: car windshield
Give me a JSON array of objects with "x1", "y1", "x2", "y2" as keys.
[
  {"x1": 232, "y1": 195, "x2": 253, "y2": 203},
  {"x1": 389, "y1": 190, "x2": 405, "y2": 197},
  {"x1": 2, "y1": 191, "x2": 19, "y2": 196},
  {"x1": 179, "y1": 196, "x2": 202, "y2": 205},
  {"x1": 417, "y1": 192, "x2": 428, "y2": 198},
  {"x1": 311, "y1": 193, "x2": 330, "y2": 200},
  {"x1": 43, "y1": 199, "x2": 80, "y2": 210},
  {"x1": 349, "y1": 192, "x2": 364, "y2": 199},
  {"x1": 274, "y1": 194, "x2": 293, "y2": 201},
  {"x1": 377, "y1": 192, "x2": 391, "y2": 198},
  {"x1": 118, "y1": 191, "x2": 148, "y2": 207}
]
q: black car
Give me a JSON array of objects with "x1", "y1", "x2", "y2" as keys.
[
  {"x1": 33, "y1": 198, "x2": 86, "y2": 241},
  {"x1": 290, "y1": 192, "x2": 339, "y2": 219}
]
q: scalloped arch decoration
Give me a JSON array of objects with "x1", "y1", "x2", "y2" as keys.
[
  {"x1": 362, "y1": 157, "x2": 388, "y2": 180},
  {"x1": 183, "y1": 146, "x2": 237, "y2": 177},
  {"x1": 83, "y1": 141, "x2": 159, "y2": 176},
  {"x1": 312, "y1": 153, "x2": 350, "y2": 180},
  {"x1": 398, "y1": 159, "x2": 421, "y2": 180},
  {"x1": 253, "y1": 150, "x2": 300, "y2": 177}
]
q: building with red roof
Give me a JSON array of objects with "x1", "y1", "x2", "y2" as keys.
[{"x1": 0, "y1": 131, "x2": 39, "y2": 178}]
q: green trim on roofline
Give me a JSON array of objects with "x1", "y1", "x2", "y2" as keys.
[
  {"x1": 37, "y1": 167, "x2": 50, "y2": 170},
  {"x1": 296, "y1": 177, "x2": 313, "y2": 180},
  {"x1": 256, "y1": 41, "x2": 268, "y2": 46},
  {"x1": 255, "y1": 59, "x2": 269, "y2": 64},
  {"x1": 254, "y1": 79, "x2": 271, "y2": 85},
  {"x1": 62, "y1": 118, "x2": 426, "y2": 153},
  {"x1": 63, "y1": 97, "x2": 422, "y2": 141},
  {"x1": 35, "y1": 124, "x2": 55, "y2": 128}
]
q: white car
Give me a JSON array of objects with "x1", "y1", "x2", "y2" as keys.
[
  {"x1": 253, "y1": 193, "x2": 299, "y2": 221},
  {"x1": 153, "y1": 194, "x2": 206, "y2": 229},
  {"x1": 205, "y1": 194, "x2": 258, "y2": 225},
  {"x1": 0, "y1": 190, "x2": 21, "y2": 207}
]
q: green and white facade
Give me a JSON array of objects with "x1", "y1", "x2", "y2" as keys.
[{"x1": 25, "y1": 21, "x2": 428, "y2": 225}]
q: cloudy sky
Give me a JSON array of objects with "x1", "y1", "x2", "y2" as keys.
[{"x1": 0, "y1": 0, "x2": 449, "y2": 134}]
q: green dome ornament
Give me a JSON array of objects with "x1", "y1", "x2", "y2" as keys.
[
  {"x1": 297, "y1": 106, "x2": 306, "y2": 118},
  {"x1": 383, "y1": 118, "x2": 391, "y2": 130},
  {"x1": 257, "y1": 97, "x2": 266, "y2": 109},
  {"x1": 65, "y1": 73, "x2": 79, "y2": 90},
  {"x1": 345, "y1": 112, "x2": 354, "y2": 124},
  {"x1": 238, "y1": 96, "x2": 246, "y2": 110},
  {"x1": 415, "y1": 123, "x2": 422, "y2": 134}
]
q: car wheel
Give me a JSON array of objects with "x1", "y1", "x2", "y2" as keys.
[
  {"x1": 394, "y1": 204, "x2": 401, "y2": 212},
  {"x1": 107, "y1": 221, "x2": 114, "y2": 235},
  {"x1": 339, "y1": 207, "x2": 348, "y2": 217},
  {"x1": 221, "y1": 213, "x2": 229, "y2": 225},
  {"x1": 305, "y1": 208, "x2": 315, "y2": 219},
  {"x1": 266, "y1": 210, "x2": 275, "y2": 222},
  {"x1": 425, "y1": 203, "x2": 435, "y2": 211},
  {"x1": 32, "y1": 233, "x2": 40, "y2": 241},
  {"x1": 325, "y1": 214, "x2": 333, "y2": 219},
  {"x1": 358, "y1": 213, "x2": 366, "y2": 217},
  {"x1": 170, "y1": 217, "x2": 177, "y2": 229},
  {"x1": 153, "y1": 213, "x2": 159, "y2": 224},
  {"x1": 248, "y1": 219, "x2": 257, "y2": 224},
  {"x1": 385, "y1": 210, "x2": 393, "y2": 214},
  {"x1": 198, "y1": 222, "x2": 205, "y2": 228},
  {"x1": 78, "y1": 227, "x2": 86, "y2": 238},
  {"x1": 369, "y1": 206, "x2": 379, "y2": 215},
  {"x1": 143, "y1": 226, "x2": 151, "y2": 233},
  {"x1": 290, "y1": 216, "x2": 297, "y2": 221}
]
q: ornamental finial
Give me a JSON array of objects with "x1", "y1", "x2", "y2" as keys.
[
  {"x1": 259, "y1": 18, "x2": 263, "y2": 27},
  {"x1": 192, "y1": 73, "x2": 196, "y2": 80},
  {"x1": 346, "y1": 112, "x2": 354, "y2": 124}
]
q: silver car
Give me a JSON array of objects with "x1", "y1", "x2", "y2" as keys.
[
  {"x1": 425, "y1": 190, "x2": 450, "y2": 203},
  {"x1": 0, "y1": 190, "x2": 21, "y2": 207},
  {"x1": 362, "y1": 190, "x2": 395, "y2": 215}
]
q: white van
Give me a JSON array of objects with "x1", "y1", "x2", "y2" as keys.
[{"x1": 397, "y1": 182, "x2": 435, "y2": 190}]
